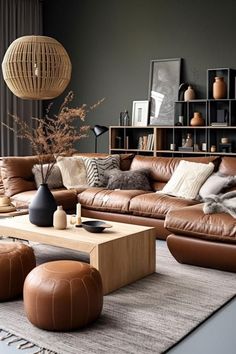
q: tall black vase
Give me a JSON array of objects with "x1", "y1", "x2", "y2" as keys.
[{"x1": 29, "y1": 184, "x2": 57, "y2": 227}]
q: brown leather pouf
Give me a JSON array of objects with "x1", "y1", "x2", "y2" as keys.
[
  {"x1": 0, "y1": 242, "x2": 36, "y2": 301},
  {"x1": 23, "y1": 260, "x2": 103, "y2": 331}
]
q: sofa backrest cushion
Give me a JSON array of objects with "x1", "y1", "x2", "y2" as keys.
[
  {"x1": 218, "y1": 156, "x2": 236, "y2": 192},
  {"x1": 219, "y1": 156, "x2": 236, "y2": 176},
  {"x1": 130, "y1": 155, "x2": 220, "y2": 183},
  {"x1": 73, "y1": 153, "x2": 134, "y2": 171},
  {"x1": 1, "y1": 156, "x2": 52, "y2": 197}
]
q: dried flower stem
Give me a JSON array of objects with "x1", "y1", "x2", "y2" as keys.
[{"x1": 3, "y1": 91, "x2": 104, "y2": 184}]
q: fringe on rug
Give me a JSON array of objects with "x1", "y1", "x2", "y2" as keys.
[{"x1": 0, "y1": 329, "x2": 57, "y2": 354}]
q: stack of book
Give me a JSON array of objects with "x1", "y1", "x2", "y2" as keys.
[{"x1": 138, "y1": 134, "x2": 154, "y2": 150}]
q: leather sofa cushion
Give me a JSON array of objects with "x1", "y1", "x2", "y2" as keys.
[
  {"x1": 130, "y1": 155, "x2": 220, "y2": 183},
  {"x1": 1, "y1": 156, "x2": 52, "y2": 197},
  {"x1": 165, "y1": 204, "x2": 236, "y2": 243},
  {"x1": 219, "y1": 156, "x2": 236, "y2": 176},
  {"x1": 1, "y1": 156, "x2": 38, "y2": 196},
  {"x1": 12, "y1": 188, "x2": 78, "y2": 211},
  {"x1": 78, "y1": 188, "x2": 147, "y2": 213},
  {"x1": 129, "y1": 193, "x2": 198, "y2": 219}
]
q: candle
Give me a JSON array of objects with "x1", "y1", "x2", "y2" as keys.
[
  {"x1": 76, "y1": 203, "x2": 81, "y2": 218},
  {"x1": 76, "y1": 203, "x2": 81, "y2": 225}
]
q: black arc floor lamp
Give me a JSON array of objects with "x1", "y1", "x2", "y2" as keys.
[{"x1": 91, "y1": 125, "x2": 108, "y2": 153}]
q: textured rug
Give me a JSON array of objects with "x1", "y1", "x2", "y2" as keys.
[{"x1": 0, "y1": 241, "x2": 236, "y2": 354}]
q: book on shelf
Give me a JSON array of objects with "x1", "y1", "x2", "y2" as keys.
[
  {"x1": 178, "y1": 146, "x2": 194, "y2": 152},
  {"x1": 143, "y1": 135, "x2": 148, "y2": 150},
  {"x1": 147, "y1": 134, "x2": 151, "y2": 150},
  {"x1": 150, "y1": 134, "x2": 154, "y2": 150},
  {"x1": 211, "y1": 122, "x2": 228, "y2": 127},
  {"x1": 124, "y1": 136, "x2": 129, "y2": 149},
  {"x1": 137, "y1": 134, "x2": 154, "y2": 150}
]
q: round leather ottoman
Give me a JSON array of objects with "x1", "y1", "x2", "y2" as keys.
[
  {"x1": 23, "y1": 260, "x2": 103, "y2": 331},
  {"x1": 0, "y1": 242, "x2": 36, "y2": 301}
]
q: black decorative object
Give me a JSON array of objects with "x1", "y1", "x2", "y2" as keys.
[
  {"x1": 119, "y1": 110, "x2": 130, "y2": 126},
  {"x1": 178, "y1": 83, "x2": 189, "y2": 101},
  {"x1": 91, "y1": 125, "x2": 108, "y2": 153},
  {"x1": 81, "y1": 220, "x2": 112, "y2": 233},
  {"x1": 29, "y1": 184, "x2": 57, "y2": 227},
  {"x1": 219, "y1": 143, "x2": 232, "y2": 153}
]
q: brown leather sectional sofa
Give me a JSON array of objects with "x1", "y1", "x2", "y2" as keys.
[{"x1": 0, "y1": 153, "x2": 236, "y2": 272}]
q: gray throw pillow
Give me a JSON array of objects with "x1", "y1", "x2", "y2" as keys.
[
  {"x1": 106, "y1": 169, "x2": 152, "y2": 191},
  {"x1": 83, "y1": 155, "x2": 120, "y2": 187},
  {"x1": 32, "y1": 163, "x2": 64, "y2": 189},
  {"x1": 198, "y1": 172, "x2": 236, "y2": 199}
]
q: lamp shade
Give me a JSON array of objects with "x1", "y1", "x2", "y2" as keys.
[
  {"x1": 1, "y1": 35, "x2": 72, "y2": 100},
  {"x1": 91, "y1": 125, "x2": 108, "y2": 137}
]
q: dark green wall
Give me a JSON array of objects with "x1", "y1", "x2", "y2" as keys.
[{"x1": 43, "y1": 0, "x2": 236, "y2": 153}]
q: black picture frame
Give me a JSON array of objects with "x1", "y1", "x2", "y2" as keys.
[{"x1": 148, "y1": 58, "x2": 182, "y2": 125}]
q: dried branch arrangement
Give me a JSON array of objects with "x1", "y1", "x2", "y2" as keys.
[{"x1": 3, "y1": 91, "x2": 104, "y2": 183}]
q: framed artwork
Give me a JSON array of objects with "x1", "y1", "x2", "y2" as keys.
[
  {"x1": 132, "y1": 100, "x2": 149, "y2": 126},
  {"x1": 148, "y1": 58, "x2": 182, "y2": 125}
]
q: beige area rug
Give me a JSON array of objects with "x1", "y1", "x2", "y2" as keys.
[{"x1": 0, "y1": 241, "x2": 236, "y2": 354}]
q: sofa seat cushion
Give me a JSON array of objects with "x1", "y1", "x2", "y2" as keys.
[
  {"x1": 165, "y1": 204, "x2": 236, "y2": 244},
  {"x1": 12, "y1": 188, "x2": 78, "y2": 211},
  {"x1": 78, "y1": 188, "x2": 148, "y2": 213},
  {"x1": 129, "y1": 193, "x2": 198, "y2": 219}
]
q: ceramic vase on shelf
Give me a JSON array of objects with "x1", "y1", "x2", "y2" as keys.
[
  {"x1": 190, "y1": 112, "x2": 205, "y2": 126},
  {"x1": 184, "y1": 86, "x2": 196, "y2": 101},
  {"x1": 213, "y1": 77, "x2": 227, "y2": 99},
  {"x1": 53, "y1": 206, "x2": 67, "y2": 230},
  {"x1": 184, "y1": 133, "x2": 193, "y2": 147},
  {"x1": 29, "y1": 184, "x2": 57, "y2": 227}
]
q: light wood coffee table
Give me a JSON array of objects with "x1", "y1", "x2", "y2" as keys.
[{"x1": 0, "y1": 215, "x2": 156, "y2": 295}]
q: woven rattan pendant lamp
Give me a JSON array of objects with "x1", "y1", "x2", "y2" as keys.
[{"x1": 2, "y1": 35, "x2": 72, "y2": 100}]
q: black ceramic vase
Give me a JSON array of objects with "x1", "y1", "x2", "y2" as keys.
[{"x1": 29, "y1": 184, "x2": 57, "y2": 227}]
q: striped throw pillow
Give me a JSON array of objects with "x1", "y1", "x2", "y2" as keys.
[{"x1": 83, "y1": 155, "x2": 120, "y2": 187}]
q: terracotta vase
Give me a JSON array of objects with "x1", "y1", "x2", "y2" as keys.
[
  {"x1": 190, "y1": 112, "x2": 205, "y2": 126},
  {"x1": 29, "y1": 184, "x2": 57, "y2": 227},
  {"x1": 213, "y1": 77, "x2": 227, "y2": 99},
  {"x1": 184, "y1": 86, "x2": 196, "y2": 101},
  {"x1": 53, "y1": 205, "x2": 67, "y2": 230}
]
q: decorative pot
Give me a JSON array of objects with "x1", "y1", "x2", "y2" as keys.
[
  {"x1": 190, "y1": 112, "x2": 205, "y2": 126},
  {"x1": 29, "y1": 184, "x2": 57, "y2": 227},
  {"x1": 213, "y1": 77, "x2": 227, "y2": 99},
  {"x1": 184, "y1": 86, "x2": 196, "y2": 101}
]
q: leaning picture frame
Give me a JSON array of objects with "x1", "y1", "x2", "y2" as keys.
[
  {"x1": 132, "y1": 100, "x2": 149, "y2": 126},
  {"x1": 148, "y1": 58, "x2": 181, "y2": 125}
]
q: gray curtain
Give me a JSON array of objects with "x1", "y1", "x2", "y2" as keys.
[{"x1": 0, "y1": 0, "x2": 43, "y2": 156}]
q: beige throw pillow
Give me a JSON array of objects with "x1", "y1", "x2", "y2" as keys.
[
  {"x1": 32, "y1": 163, "x2": 63, "y2": 189},
  {"x1": 56, "y1": 157, "x2": 87, "y2": 189},
  {"x1": 160, "y1": 160, "x2": 214, "y2": 199}
]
